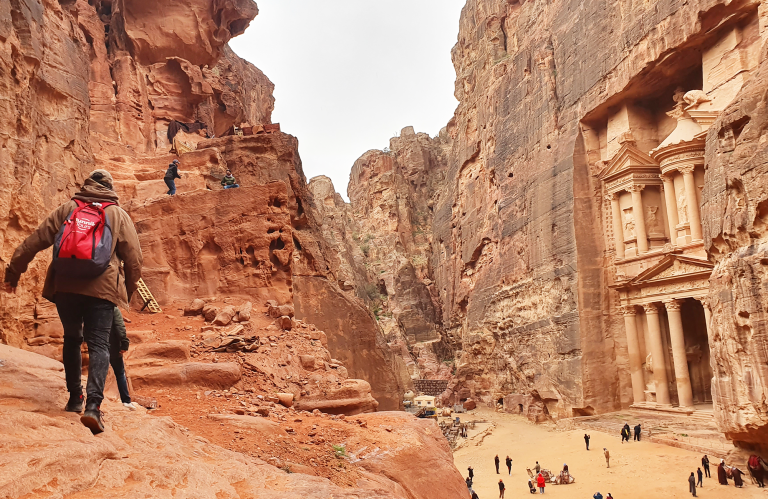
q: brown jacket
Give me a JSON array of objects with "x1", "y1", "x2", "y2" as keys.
[{"x1": 4, "y1": 180, "x2": 143, "y2": 308}]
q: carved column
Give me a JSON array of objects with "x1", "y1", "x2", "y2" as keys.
[
  {"x1": 630, "y1": 185, "x2": 648, "y2": 254},
  {"x1": 703, "y1": 305, "x2": 712, "y2": 335},
  {"x1": 661, "y1": 174, "x2": 679, "y2": 244},
  {"x1": 609, "y1": 193, "x2": 625, "y2": 259},
  {"x1": 680, "y1": 166, "x2": 703, "y2": 241},
  {"x1": 622, "y1": 306, "x2": 645, "y2": 405},
  {"x1": 664, "y1": 299, "x2": 694, "y2": 408},
  {"x1": 644, "y1": 303, "x2": 671, "y2": 406}
]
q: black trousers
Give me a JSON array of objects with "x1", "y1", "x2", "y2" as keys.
[
  {"x1": 703, "y1": 465, "x2": 710, "y2": 478},
  {"x1": 634, "y1": 432, "x2": 640, "y2": 441},
  {"x1": 56, "y1": 293, "x2": 115, "y2": 406}
]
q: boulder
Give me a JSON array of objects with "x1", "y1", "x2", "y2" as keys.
[
  {"x1": 130, "y1": 362, "x2": 241, "y2": 389},
  {"x1": 276, "y1": 393, "x2": 294, "y2": 408},
  {"x1": 463, "y1": 399, "x2": 477, "y2": 411},
  {"x1": 295, "y1": 379, "x2": 379, "y2": 415},
  {"x1": 184, "y1": 299, "x2": 205, "y2": 316},
  {"x1": 268, "y1": 303, "x2": 294, "y2": 318},
  {"x1": 299, "y1": 355, "x2": 317, "y2": 370},
  {"x1": 213, "y1": 306, "x2": 236, "y2": 326},
  {"x1": 279, "y1": 315, "x2": 293, "y2": 330},
  {"x1": 128, "y1": 341, "x2": 191, "y2": 363},
  {"x1": 203, "y1": 304, "x2": 219, "y2": 322},
  {"x1": 236, "y1": 301, "x2": 253, "y2": 321}
]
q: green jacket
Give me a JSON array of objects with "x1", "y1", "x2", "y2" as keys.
[
  {"x1": 112, "y1": 307, "x2": 129, "y2": 351},
  {"x1": 221, "y1": 174, "x2": 237, "y2": 186}
]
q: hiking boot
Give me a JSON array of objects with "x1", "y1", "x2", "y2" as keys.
[
  {"x1": 122, "y1": 402, "x2": 138, "y2": 411},
  {"x1": 64, "y1": 393, "x2": 84, "y2": 413},
  {"x1": 80, "y1": 403, "x2": 105, "y2": 434}
]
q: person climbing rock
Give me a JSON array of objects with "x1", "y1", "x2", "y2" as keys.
[
  {"x1": 164, "y1": 159, "x2": 183, "y2": 195},
  {"x1": 221, "y1": 169, "x2": 240, "y2": 189},
  {"x1": 3, "y1": 170, "x2": 142, "y2": 434},
  {"x1": 110, "y1": 307, "x2": 137, "y2": 410}
]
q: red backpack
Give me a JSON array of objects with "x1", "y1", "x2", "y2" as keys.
[{"x1": 53, "y1": 200, "x2": 115, "y2": 278}]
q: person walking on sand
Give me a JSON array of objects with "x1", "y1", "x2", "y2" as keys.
[
  {"x1": 164, "y1": 159, "x2": 182, "y2": 195},
  {"x1": 717, "y1": 459, "x2": 728, "y2": 485},
  {"x1": 585, "y1": 433, "x2": 591, "y2": 450},
  {"x1": 505, "y1": 456, "x2": 512, "y2": 475},
  {"x1": 536, "y1": 472, "x2": 546, "y2": 494},
  {"x1": 702, "y1": 455, "x2": 710, "y2": 478},
  {"x1": 3, "y1": 170, "x2": 143, "y2": 434},
  {"x1": 733, "y1": 466, "x2": 744, "y2": 488},
  {"x1": 696, "y1": 467, "x2": 703, "y2": 487},
  {"x1": 498, "y1": 479, "x2": 506, "y2": 498},
  {"x1": 604, "y1": 448, "x2": 610, "y2": 468},
  {"x1": 593, "y1": 493, "x2": 603, "y2": 499},
  {"x1": 689, "y1": 471, "x2": 697, "y2": 496},
  {"x1": 495, "y1": 454, "x2": 500, "y2": 474},
  {"x1": 634, "y1": 423, "x2": 641, "y2": 441}
]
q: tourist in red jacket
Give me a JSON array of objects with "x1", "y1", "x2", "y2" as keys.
[{"x1": 537, "y1": 473, "x2": 546, "y2": 493}]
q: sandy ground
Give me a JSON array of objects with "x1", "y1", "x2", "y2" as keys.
[{"x1": 453, "y1": 409, "x2": 762, "y2": 499}]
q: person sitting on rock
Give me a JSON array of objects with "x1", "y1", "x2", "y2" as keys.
[
  {"x1": 164, "y1": 159, "x2": 183, "y2": 196},
  {"x1": 221, "y1": 169, "x2": 240, "y2": 189},
  {"x1": 110, "y1": 307, "x2": 138, "y2": 410}
]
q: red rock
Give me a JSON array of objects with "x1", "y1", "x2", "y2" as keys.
[
  {"x1": 295, "y1": 379, "x2": 378, "y2": 416},
  {"x1": 213, "y1": 305, "x2": 236, "y2": 326},
  {"x1": 130, "y1": 362, "x2": 241, "y2": 389},
  {"x1": 276, "y1": 393, "x2": 294, "y2": 408},
  {"x1": 184, "y1": 299, "x2": 205, "y2": 316},
  {"x1": 463, "y1": 399, "x2": 477, "y2": 411}
]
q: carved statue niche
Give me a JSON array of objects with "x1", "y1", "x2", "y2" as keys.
[
  {"x1": 677, "y1": 189, "x2": 688, "y2": 223},
  {"x1": 623, "y1": 208, "x2": 635, "y2": 239},
  {"x1": 645, "y1": 206, "x2": 663, "y2": 236}
]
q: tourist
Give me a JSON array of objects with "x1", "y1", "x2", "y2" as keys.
[
  {"x1": 534, "y1": 461, "x2": 541, "y2": 474},
  {"x1": 465, "y1": 476, "x2": 472, "y2": 490},
  {"x1": 562, "y1": 463, "x2": 568, "y2": 473},
  {"x1": 468, "y1": 466, "x2": 474, "y2": 479},
  {"x1": 495, "y1": 454, "x2": 500, "y2": 474},
  {"x1": 593, "y1": 493, "x2": 603, "y2": 499},
  {"x1": 471, "y1": 491, "x2": 479, "y2": 499},
  {"x1": 621, "y1": 423, "x2": 630, "y2": 443},
  {"x1": 606, "y1": 494, "x2": 614, "y2": 499},
  {"x1": 506, "y1": 455, "x2": 512, "y2": 475},
  {"x1": 3, "y1": 169, "x2": 143, "y2": 435},
  {"x1": 110, "y1": 307, "x2": 137, "y2": 410},
  {"x1": 604, "y1": 448, "x2": 610, "y2": 468},
  {"x1": 164, "y1": 159, "x2": 182, "y2": 196},
  {"x1": 536, "y1": 472, "x2": 546, "y2": 494},
  {"x1": 498, "y1": 478, "x2": 506, "y2": 498},
  {"x1": 702, "y1": 455, "x2": 710, "y2": 478},
  {"x1": 527, "y1": 479, "x2": 536, "y2": 494},
  {"x1": 717, "y1": 459, "x2": 728, "y2": 485},
  {"x1": 633, "y1": 423, "x2": 641, "y2": 441},
  {"x1": 689, "y1": 471, "x2": 697, "y2": 496},
  {"x1": 221, "y1": 169, "x2": 240, "y2": 189},
  {"x1": 584, "y1": 433, "x2": 591, "y2": 450},
  {"x1": 696, "y1": 467, "x2": 703, "y2": 487},
  {"x1": 733, "y1": 466, "x2": 744, "y2": 488}
]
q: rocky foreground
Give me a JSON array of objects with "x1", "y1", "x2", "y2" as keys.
[{"x1": 0, "y1": 303, "x2": 467, "y2": 499}]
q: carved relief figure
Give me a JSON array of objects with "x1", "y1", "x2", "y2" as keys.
[
  {"x1": 623, "y1": 208, "x2": 635, "y2": 239},
  {"x1": 677, "y1": 190, "x2": 688, "y2": 223},
  {"x1": 645, "y1": 206, "x2": 663, "y2": 235}
]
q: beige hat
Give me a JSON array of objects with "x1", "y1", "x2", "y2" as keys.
[{"x1": 89, "y1": 169, "x2": 114, "y2": 187}]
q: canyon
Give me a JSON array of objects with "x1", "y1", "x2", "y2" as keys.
[{"x1": 1, "y1": 0, "x2": 768, "y2": 496}]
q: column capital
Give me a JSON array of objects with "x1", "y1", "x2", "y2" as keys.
[
  {"x1": 660, "y1": 173, "x2": 675, "y2": 183},
  {"x1": 620, "y1": 305, "x2": 637, "y2": 316},
  {"x1": 663, "y1": 299, "x2": 683, "y2": 311},
  {"x1": 678, "y1": 165, "x2": 695, "y2": 175},
  {"x1": 606, "y1": 191, "x2": 620, "y2": 201},
  {"x1": 643, "y1": 303, "x2": 659, "y2": 314},
  {"x1": 629, "y1": 184, "x2": 645, "y2": 192}
]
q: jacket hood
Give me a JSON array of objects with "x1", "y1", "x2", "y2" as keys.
[{"x1": 73, "y1": 178, "x2": 120, "y2": 205}]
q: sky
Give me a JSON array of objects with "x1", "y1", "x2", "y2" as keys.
[{"x1": 230, "y1": 0, "x2": 466, "y2": 200}]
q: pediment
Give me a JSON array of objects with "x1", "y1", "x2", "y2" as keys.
[
  {"x1": 599, "y1": 143, "x2": 660, "y2": 181},
  {"x1": 627, "y1": 254, "x2": 713, "y2": 286}
]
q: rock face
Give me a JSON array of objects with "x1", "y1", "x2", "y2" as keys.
[
  {"x1": 315, "y1": 0, "x2": 768, "y2": 444},
  {"x1": 702, "y1": 52, "x2": 768, "y2": 448}
]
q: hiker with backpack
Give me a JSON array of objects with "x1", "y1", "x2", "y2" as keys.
[{"x1": 3, "y1": 169, "x2": 142, "y2": 434}]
